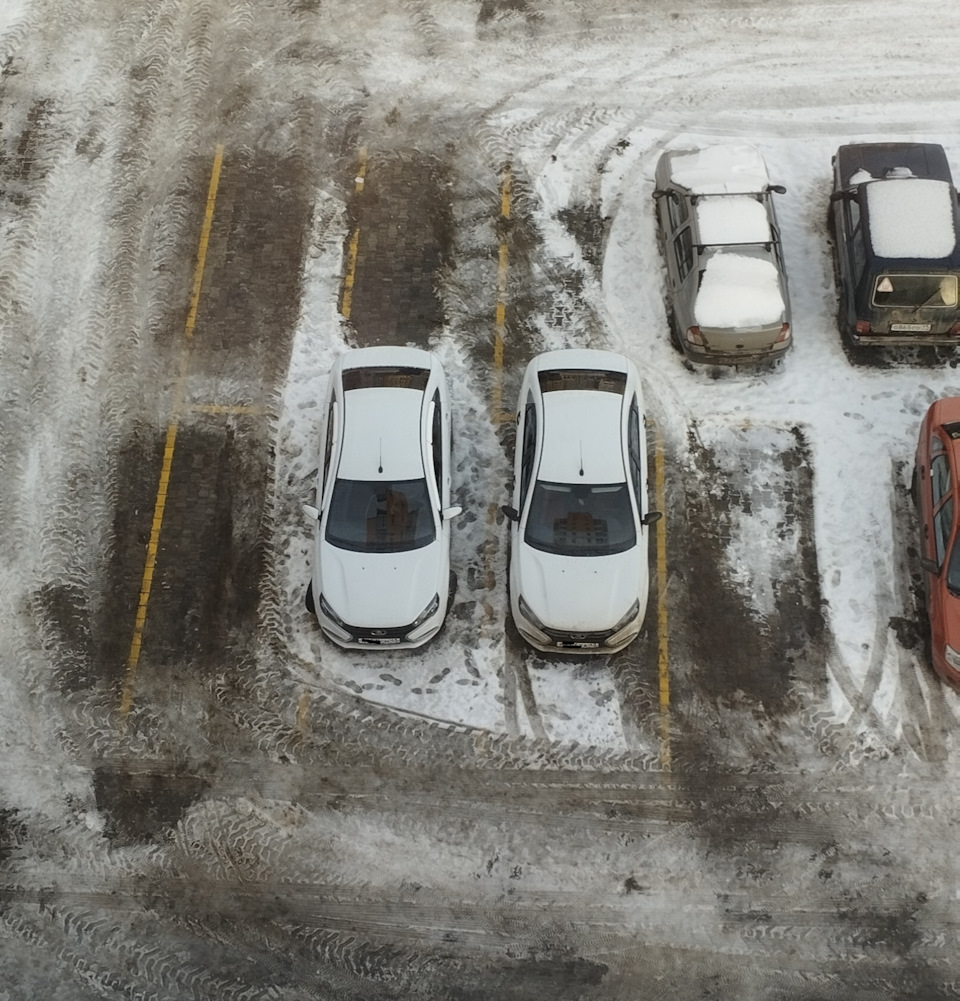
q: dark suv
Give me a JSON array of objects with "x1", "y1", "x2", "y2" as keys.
[{"x1": 829, "y1": 142, "x2": 960, "y2": 347}]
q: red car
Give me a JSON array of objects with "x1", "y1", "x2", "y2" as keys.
[{"x1": 913, "y1": 396, "x2": 960, "y2": 684}]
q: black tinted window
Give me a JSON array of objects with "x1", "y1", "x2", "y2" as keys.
[
  {"x1": 674, "y1": 227, "x2": 694, "y2": 280},
  {"x1": 326, "y1": 479, "x2": 436, "y2": 552},
  {"x1": 519, "y1": 394, "x2": 537, "y2": 510},
  {"x1": 524, "y1": 481, "x2": 636, "y2": 556}
]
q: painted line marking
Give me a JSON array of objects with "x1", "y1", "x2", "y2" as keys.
[
  {"x1": 296, "y1": 691, "x2": 311, "y2": 736},
  {"x1": 120, "y1": 144, "x2": 224, "y2": 717},
  {"x1": 653, "y1": 423, "x2": 671, "y2": 771},
  {"x1": 188, "y1": 403, "x2": 267, "y2": 415},
  {"x1": 339, "y1": 147, "x2": 367, "y2": 320}
]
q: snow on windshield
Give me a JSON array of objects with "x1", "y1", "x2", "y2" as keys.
[
  {"x1": 669, "y1": 143, "x2": 771, "y2": 194},
  {"x1": 694, "y1": 252, "x2": 785, "y2": 329},
  {"x1": 866, "y1": 177, "x2": 957, "y2": 258}
]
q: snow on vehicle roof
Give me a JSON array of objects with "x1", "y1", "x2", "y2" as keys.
[
  {"x1": 538, "y1": 391, "x2": 625, "y2": 484},
  {"x1": 695, "y1": 194, "x2": 771, "y2": 245},
  {"x1": 694, "y1": 252, "x2": 785, "y2": 329},
  {"x1": 338, "y1": 387, "x2": 425, "y2": 480},
  {"x1": 865, "y1": 178, "x2": 958, "y2": 259},
  {"x1": 668, "y1": 143, "x2": 771, "y2": 194}
]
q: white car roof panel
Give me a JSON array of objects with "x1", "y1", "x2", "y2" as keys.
[
  {"x1": 538, "y1": 391, "x2": 625, "y2": 484},
  {"x1": 338, "y1": 387, "x2": 425, "y2": 480}
]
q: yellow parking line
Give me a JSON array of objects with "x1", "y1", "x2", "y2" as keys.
[
  {"x1": 189, "y1": 403, "x2": 266, "y2": 415},
  {"x1": 120, "y1": 145, "x2": 224, "y2": 717},
  {"x1": 296, "y1": 691, "x2": 311, "y2": 735},
  {"x1": 185, "y1": 146, "x2": 224, "y2": 340},
  {"x1": 653, "y1": 425, "x2": 671, "y2": 771},
  {"x1": 340, "y1": 147, "x2": 367, "y2": 320}
]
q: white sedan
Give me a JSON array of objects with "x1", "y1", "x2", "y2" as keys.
[
  {"x1": 303, "y1": 346, "x2": 461, "y2": 649},
  {"x1": 502, "y1": 350, "x2": 661, "y2": 653}
]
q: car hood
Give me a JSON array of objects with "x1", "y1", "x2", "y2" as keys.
[
  {"x1": 319, "y1": 539, "x2": 443, "y2": 628},
  {"x1": 516, "y1": 544, "x2": 645, "y2": 631}
]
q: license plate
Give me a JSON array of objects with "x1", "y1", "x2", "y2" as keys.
[
  {"x1": 559, "y1": 641, "x2": 599, "y2": 649},
  {"x1": 890, "y1": 323, "x2": 932, "y2": 332},
  {"x1": 359, "y1": 636, "x2": 400, "y2": 645}
]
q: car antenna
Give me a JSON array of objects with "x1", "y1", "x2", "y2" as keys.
[
  {"x1": 378, "y1": 438, "x2": 383, "y2": 474},
  {"x1": 579, "y1": 441, "x2": 584, "y2": 477}
]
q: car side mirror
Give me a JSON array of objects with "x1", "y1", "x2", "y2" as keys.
[
  {"x1": 501, "y1": 505, "x2": 520, "y2": 524},
  {"x1": 442, "y1": 506, "x2": 463, "y2": 521},
  {"x1": 302, "y1": 503, "x2": 320, "y2": 522},
  {"x1": 642, "y1": 511, "x2": 663, "y2": 526},
  {"x1": 920, "y1": 556, "x2": 940, "y2": 575},
  {"x1": 767, "y1": 184, "x2": 786, "y2": 195},
  {"x1": 829, "y1": 190, "x2": 851, "y2": 203}
]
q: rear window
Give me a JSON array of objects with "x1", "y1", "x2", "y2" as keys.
[
  {"x1": 538, "y1": 370, "x2": 626, "y2": 395},
  {"x1": 342, "y1": 366, "x2": 430, "y2": 392},
  {"x1": 871, "y1": 273, "x2": 958, "y2": 309}
]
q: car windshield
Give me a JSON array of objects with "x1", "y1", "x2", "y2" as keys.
[
  {"x1": 524, "y1": 481, "x2": 636, "y2": 556},
  {"x1": 325, "y1": 479, "x2": 435, "y2": 553},
  {"x1": 872, "y1": 273, "x2": 959, "y2": 309}
]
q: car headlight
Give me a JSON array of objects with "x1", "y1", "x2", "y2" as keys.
[
  {"x1": 410, "y1": 593, "x2": 440, "y2": 631},
  {"x1": 518, "y1": 594, "x2": 548, "y2": 632},
  {"x1": 945, "y1": 645, "x2": 960, "y2": 672},
  {"x1": 319, "y1": 593, "x2": 347, "y2": 629},
  {"x1": 610, "y1": 598, "x2": 641, "y2": 635}
]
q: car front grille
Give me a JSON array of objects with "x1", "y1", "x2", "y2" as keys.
[{"x1": 541, "y1": 627, "x2": 614, "y2": 646}]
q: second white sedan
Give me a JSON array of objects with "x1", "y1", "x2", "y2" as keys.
[{"x1": 502, "y1": 349, "x2": 661, "y2": 654}]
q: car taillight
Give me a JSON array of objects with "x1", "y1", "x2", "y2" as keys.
[
  {"x1": 949, "y1": 323, "x2": 960, "y2": 336},
  {"x1": 686, "y1": 326, "x2": 704, "y2": 345},
  {"x1": 775, "y1": 322, "x2": 790, "y2": 343},
  {"x1": 855, "y1": 319, "x2": 871, "y2": 335}
]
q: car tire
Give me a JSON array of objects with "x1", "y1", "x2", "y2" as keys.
[
  {"x1": 305, "y1": 578, "x2": 316, "y2": 615},
  {"x1": 910, "y1": 466, "x2": 919, "y2": 506},
  {"x1": 448, "y1": 569, "x2": 458, "y2": 605}
]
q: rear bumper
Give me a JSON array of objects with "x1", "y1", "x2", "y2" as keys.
[
  {"x1": 683, "y1": 339, "x2": 791, "y2": 367},
  {"x1": 848, "y1": 329, "x2": 960, "y2": 347}
]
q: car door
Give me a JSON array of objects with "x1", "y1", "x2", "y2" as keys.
[{"x1": 922, "y1": 438, "x2": 952, "y2": 650}]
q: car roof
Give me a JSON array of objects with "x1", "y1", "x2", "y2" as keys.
[
  {"x1": 864, "y1": 178, "x2": 958, "y2": 261},
  {"x1": 664, "y1": 143, "x2": 771, "y2": 195},
  {"x1": 696, "y1": 194, "x2": 771, "y2": 245},
  {"x1": 836, "y1": 142, "x2": 953, "y2": 188},
  {"x1": 338, "y1": 386, "x2": 425, "y2": 481},
  {"x1": 538, "y1": 390, "x2": 626, "y2": 484}
]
